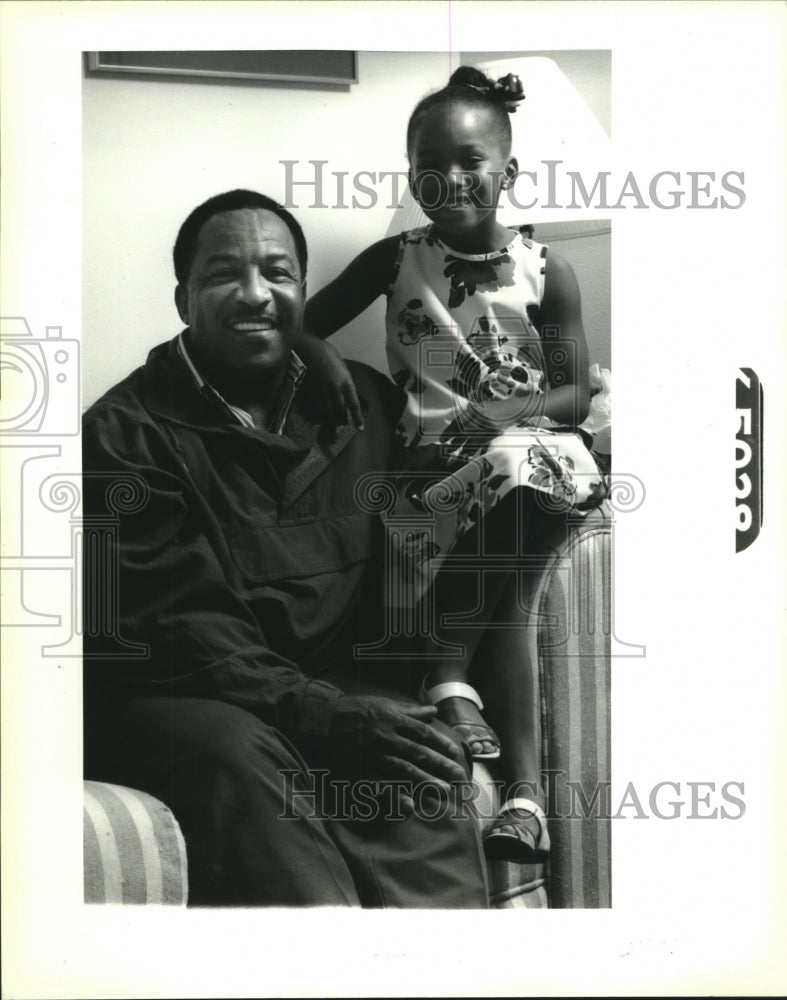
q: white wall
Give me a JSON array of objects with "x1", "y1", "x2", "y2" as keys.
[
  {"x1": 531, "y1": 224, "x2": 611, "y2": 371},
  {"x1": 83, "y1": 50, "x2": 611, "y2": 408},
  {"x1": 82, "y1": 51, "x2": 450, "y2": 407},
  {"x1": 463, "y1": 49, "x2": 611, "y2": 138},
  {"x1": 560, "y1": 230, "x2": 611, "y2": 372}
]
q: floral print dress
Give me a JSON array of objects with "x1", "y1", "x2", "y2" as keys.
[{"x1": 384, "y1": 225, "x2": 606, "y2": 606}]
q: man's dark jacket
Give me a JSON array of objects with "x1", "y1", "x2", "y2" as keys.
[{"x1": 82, "y1": 336, "x2": 403, "y2": 740}]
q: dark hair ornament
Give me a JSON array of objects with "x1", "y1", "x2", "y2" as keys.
[
  {"x1": 490, "y1": 73, "x2": 526, "y2": 113},
  {"x1": 449, "y1": 65, "x2": 525, "y2": 113},
  {"x1": 465, "y1": 72, "x2": 525, "y2": 113}
]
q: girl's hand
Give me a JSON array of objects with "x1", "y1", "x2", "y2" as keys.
[
  {"x1": 297, "y1": 336, "x2": 364, "y2": 430},
  {"x1": 472, "y1": 364, "x2": 546, "y2": 425},
  {"x1": 486, "y1": 369, "x2": 542, "y2": 398}
]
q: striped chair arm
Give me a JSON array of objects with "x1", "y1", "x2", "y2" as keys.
[
  {"x1": 84, "y1": 781, "x2": 188, "y2": 905},
  {"x1": 533, "y1": 517, "x2": 612, "y2": 908},
  {"x1": 476, "y1": 505, "x2": 611, "y2": 910}
]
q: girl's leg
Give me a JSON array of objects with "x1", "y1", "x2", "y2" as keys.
[
  {"x1": 415, "y1": 512, "x2": 517, "y2": 759},
  {"x1": 416, "y1": 572, "x2": 511, "y2": 758},
  {"x1": 416, "y1": 490, "x2": 536, "y2": 761},
  {"x1": 423, "y1": 561, "x2": 549, "y2": 860},
  {"x1": 425, "y1": 564, "x2": 543, "y2": 798},
  {"x1": 417, "y1": 490, "x2": 553, "y2": 858},
  {"x1": 471, "y1": 571, "x2": 543, "y2": 807}
]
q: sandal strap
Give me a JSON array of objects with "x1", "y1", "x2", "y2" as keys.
[
  {"x1": 420, "y1": 680, "x2": 484, "y2": 711},
  {"x1": 499, "y1": 797, "x2": 546, "y2": 821}
]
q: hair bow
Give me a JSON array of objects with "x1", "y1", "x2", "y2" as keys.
[{"x1": 492, "y1": 73, "x2": 525, "y2": 112}]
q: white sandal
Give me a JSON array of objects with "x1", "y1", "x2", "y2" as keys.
[
  {"x1": 484, "y1": 797, "x2": 551, "y2": 862},
  {"x1": 419, "y1": 680, "x2": 501, "y2": 761}
]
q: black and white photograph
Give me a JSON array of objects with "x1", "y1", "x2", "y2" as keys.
[
  {"x1": 1, "y1": 2, "x2": 785, "y2": 997},
  {"x1": 79, "y1": 45, "x2": 613, "y2": 913}
]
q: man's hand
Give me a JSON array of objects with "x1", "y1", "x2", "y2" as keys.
[
  {"x1": 322, "y1": 695, "x2": 468, "y2": 795},
  {"x1": 297, "y1": 336, "x2": 364, "y2": 430}
]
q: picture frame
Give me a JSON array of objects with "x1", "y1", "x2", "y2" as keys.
[{"x1": 85, "y1": 50, "x2": 358, "y2": 87}]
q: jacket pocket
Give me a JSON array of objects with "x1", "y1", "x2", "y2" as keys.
[{"x1": 224, "y1": 512, "x2": 380, "y2": 585}]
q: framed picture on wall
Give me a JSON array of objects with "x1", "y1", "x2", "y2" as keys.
[{"x1": 85, "y1": 50, "x2": 358, "y2": 86}]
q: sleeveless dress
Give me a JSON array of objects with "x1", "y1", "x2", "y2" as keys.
[{"x1": 384, "y1": 224, "x2": 606, "y2": 606}]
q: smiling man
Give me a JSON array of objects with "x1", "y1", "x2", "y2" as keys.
[
  {"x1": 82, "y1": 190, "x2": 489, "y2": 908},
  {"x1": 173, "y1": 197, "x2": 306, "y2": 428}
]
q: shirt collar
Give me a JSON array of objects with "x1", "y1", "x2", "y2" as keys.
[{"x1": 176, "y1": 332, "x2": 306, "y2": 434}]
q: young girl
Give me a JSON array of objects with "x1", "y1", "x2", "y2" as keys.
[{"x1": 299, "y1": 66, "x2": 606, "y2": 861}]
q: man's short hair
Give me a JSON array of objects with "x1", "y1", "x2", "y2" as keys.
[{"x1": 173, "y1": 189, "x2": 308, "y2": 286}]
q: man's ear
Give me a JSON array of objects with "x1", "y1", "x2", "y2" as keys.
[
  {"x1": 408, "y1": 167, "x2": 419, "y2": 203},
  {"x1": 174, "y1": 285, "x2": 189, "y2": 325},
  {"x1": 501, "y1": 156, "x2": 519, "y2": 191}
]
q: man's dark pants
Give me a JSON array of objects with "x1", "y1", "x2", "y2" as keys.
[{"x1": 83, "y1": 682, "x2": 490, "y2": 908}]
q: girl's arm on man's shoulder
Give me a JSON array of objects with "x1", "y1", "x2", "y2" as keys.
[
  {"x1": 538, "y1": 249, "x2": 591, "y2": 426},
  {"x1": 293, "y1": 236, "x2": 400, "y2": 431},
  {"x1": 304, "y1": 236, "x2": 401, "y2": 339}
]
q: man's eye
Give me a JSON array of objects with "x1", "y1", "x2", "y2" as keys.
[
  {"x1": 207, "y1": 268, "x2": 237, "y2": 282},
  {"x1": 267, "y1": 268, "x2": 297, "y2": 282}
]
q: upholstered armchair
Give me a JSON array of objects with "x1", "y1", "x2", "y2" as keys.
[{"x1": 84, "y1": 500, "x2": 612, "y2": 909}]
